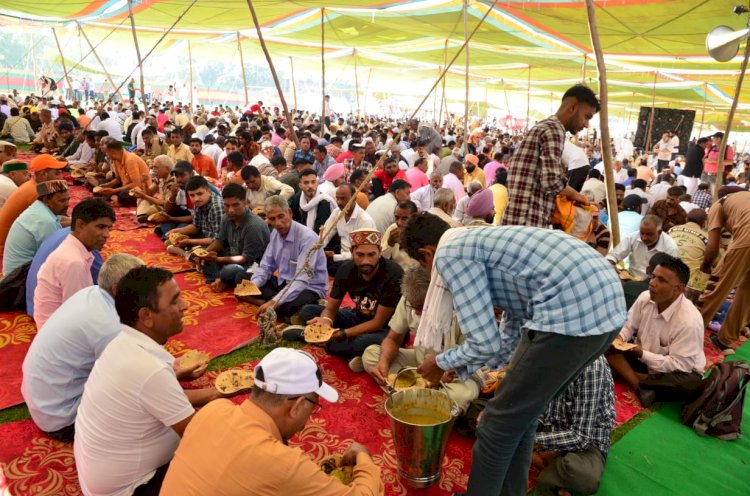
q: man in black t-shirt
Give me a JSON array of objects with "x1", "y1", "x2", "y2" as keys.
[
  {"x1": 682, "y1": 137, "x2": 709, "y2": 196},
  {"x1": 295, "y1": 228, "x2": 404, "y2": 360}
]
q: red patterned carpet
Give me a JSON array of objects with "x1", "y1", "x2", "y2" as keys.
[
  {"x1": 0, "y1": 348, "x2": 474, "y2": 496},
  {"x1": 0, "y1": 182, "x2": 259, "y2": 409}
]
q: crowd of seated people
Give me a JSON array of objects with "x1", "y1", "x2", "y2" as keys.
[{"x1": 2, "y1": 84, "x2": 748, "y2": 496}]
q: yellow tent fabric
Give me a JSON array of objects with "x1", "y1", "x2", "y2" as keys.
[{"x1": 1, "y1": 0, "x2": 749, "y2": 127}]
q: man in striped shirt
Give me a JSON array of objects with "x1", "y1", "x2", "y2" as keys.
[
  {"x1": 402, "y1": 213, "x2": 627, "y2": 496},
  {"x1": 503, "y1": 84, "x2": 599, "y2": 228}
]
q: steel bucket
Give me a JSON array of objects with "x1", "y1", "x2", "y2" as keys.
[{"x1": 384, "y1": 368, "x2": 458, "y2": 488}]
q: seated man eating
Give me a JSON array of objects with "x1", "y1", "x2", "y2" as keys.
[
  {"x1": 606, "y1": 255, "x2": 705, "y2": 407},
  {"x1": 199, "y1": 183, "x2": 270, "y2": 291},
  {"x1": 362, "y1": 265, "x2": 480, "y2": 413},
  {"x1": 533, "y1": 356, "x2": 615, "y2": 496},
  {"x1": 292, "y1": 228, "x2": 404, "y2": 368},
  {"x1": 239, "y1": 195, "x2": 329, "y2": 322},
  {"x1": 165, "y1": 175, "x2": 225, "y2": 258}
]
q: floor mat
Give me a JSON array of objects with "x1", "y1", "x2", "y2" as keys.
[
  {"x1": 0, "y1": 347, "x2": 474, "y2": 496},
  {"x1": 596, "y1": 341, "x2": 750, "y2": 496}
]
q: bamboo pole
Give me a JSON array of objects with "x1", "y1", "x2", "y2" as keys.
[
  {"x1": 102, "y1": 0, "x2": 197, "y2": 110},
  {"x1": 408, "y1": 1, "x2": 498, "y2": 122},
  {"x1": 439, "y1": 39, "x2": 448, "y2": 129},
  {"x1": 51, "y1": 28, "x2": 73, "y2": 101},
  {"x1": 645, "y1": 71, "x2": 658, "y2": 152},
  {"x1": 126, "y1": 0, "x2": 148, "y2": 111},
  {"x1": 364, "y1": 68, "x2": 372, "y2": 117},
  {"x1": 714, "y1": 39, "x2": 750, "y2": 200},
  {"x1": 582, "y1": 54, "x2": 587, "y2": 82},
  {"x1": 188, "y1": 40, "x2": 194, "y2": 105},
  {"x1": 353, "y1": 49, "x2": 361, "y2": 118},
  {"x1": 584, "y1": 0, "x2": 620, "y2": 247},
  {"x1": 698, "y1": 82, "x2": 708, "y2": 137},
  {"x1": 525, "y1": 65, "x2": 531, "y2": 132},
  {"x1": 236, "y1": 32, "x2": 249, "y2": 106},
  {"x1": 246, "y1": 0, "x2": 300, "y2": 148},
  {"x1": 321, "y1": 8, "x2": 326, "y2": 129},
  {"x1": 78, "y1": 23, "x2": 124, "y2": 103},
  {"x1": 463, "y1": 0, "x2": 470, "y2": 154},
  {"x1": 289, "y1": 57, "x2": 297, "y2": 110},
  {"x1": 31, "y1": 33, "x2": 38, "y2": 95}
]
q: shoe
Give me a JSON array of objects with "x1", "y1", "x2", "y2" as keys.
[
  {"x1": 710, "y1": 335, "x2": 735, "y2": 355},
  {"x1": 167, "y1": 245, "x2": 186, "y2": 257},
  {"x1": 281, "y1": 326, "x2": 305, "y2": 342},
  {"x1": 637, "y1": 387, "x2": 657, "y2": 408},
  {"x1": 348, "y1": 356, "x2": 365, "y2": 373}
]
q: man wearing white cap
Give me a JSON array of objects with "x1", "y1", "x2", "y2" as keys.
[{"x1": 160, "y1": 348, "x2": 383, "y2": 495}]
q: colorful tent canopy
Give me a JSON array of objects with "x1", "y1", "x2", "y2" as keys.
[{"x1": 1, "y1": 0, "x2": 749, "y2": 129}]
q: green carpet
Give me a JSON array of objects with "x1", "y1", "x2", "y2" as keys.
[{"x1": 597, "y1": 344, "x2": 750, "y2": 496}]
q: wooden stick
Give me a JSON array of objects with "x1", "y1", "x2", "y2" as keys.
[
  {"x1": 188, "y1": 40, "x2": 194, "y2": 105},
  {"x1": 51, "y1": 28, "x2": 73, "y2": 101},
  {"x1": 100, "y1": 0, "x2": 197, "y2": 111},
  {"x1": 698, "y1": 82, "x2": 707, "y2": 137},
  {"x1": 440, "y1": 39, "x2": 448, "y2": 129},
  {"x1": 77, "y1": 23, "x2": 124, "y2": 103},
  {"x1": 236, "y1": 32, "x2": 249, "y2": 106},
  {"x1": 525, "y1": 65, "x2": 531, "y2": 132},
  {"x1": 246, "y1": 0, "x2": 300, "y2": 147},
  {"x1": 364, "y1": 67, "x2": 372, "y2": 117},
  {"x1": 126, "y1": 0, "x2": 148, "y2": 111},
  {"x1": 321, "y1": 8, "x2": 326, "y2": 129},
  {"x1": 463, "y1": 0, "x2": 470, "y2": 155},
  {"x1": 408, "y1": 0, "x2": 498, "y2": 122},
  {"x1": 289, "y1": 56, "x2": 297, "y2": 110},
  {"x1": 645, "y1": 71, "x2": 658, "y2": 152},
  {"x1": 353, "y1": 49, "x2": 361, "y2": 118},
  {"x1": 714, "y1": 39, "x2": 750, "y2": 200},
  {"x1": 584, "y1": 0, "x2": 620, "y2": 247},
  {"x1": 581, "y1": 54, "x2": 587, "y2": 82}
]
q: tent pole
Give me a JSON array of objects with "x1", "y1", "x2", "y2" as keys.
[
  {"x1": 31, "y1": 33, "x2": 38, "y2": 94},
  {"x1": 188, "y1": 40, "x2": 194, "y2": 106},
  {"x1": 101, "y1": 0, "x2": 197, "y2": 111},
  {"x1": 439, "y1": 39, "x2": 448, "y2": 130},
  {"x1": 463, "y1": 0, "x2": 470, "y2": 155},
  {"x1": 51, "y1": 28, "x2": 73, "y2": 101},
  {"x1": 126, "y1": 0, "x2": 149, "y2": 111},
  {"x1": 645, "y1": 71, "x2": 657, "y2": 152},
  {"x1": 525, "y1": 65, "x2": 531, "y2": 132},
  {"x1": 714, "y1": 39, "x2": 750, "y2": 200},
  {"x1": 289, "y1": 57, "x2": 297, "y2": 110},
  {"x1": 581, "y1": 54, "x2": 587, "y2": 82},
  {"x1": 321, "y1": 8, "x2": 326, "y2": 130},
  {"x1": 408, "y1": 0, "x2": 498, "y2": 121},
  {"x1": 353, "y1": 49, "x2": 361, "y2": 118},
  {"x1": 246, "y1": 0, "x2": 300, "y2": 147},
  {"x1": 364, "y1": 68, "x2": 372, "y2": 117},
  {"x1": 78, "y1": 23, "x2": 125, "y2": 103},
  {"x1": 584, "y1": 0, "x2": 620, "y2": 247},
  {"x1": 436, "y1": 66, "x2": 444, "y2": 128},
  {"x1": 698, "y1": 82, "x2": 707, "y2": 137},
  {"x1": 236, "y1": 32, "x2": 249, "y2": 106}
]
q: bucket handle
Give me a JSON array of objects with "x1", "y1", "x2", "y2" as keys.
[{"x1": 388, "y1": 367, "x2": 461, "y2": 418}]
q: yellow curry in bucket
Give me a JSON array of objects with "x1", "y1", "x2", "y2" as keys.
[{"x1": 390, "y1": 406, "x2": 452, "y2": 425}]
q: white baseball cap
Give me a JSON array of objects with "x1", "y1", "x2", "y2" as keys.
[
  {"x1": 261, "y1": 141, "x2": 274, "y2": 150},
  {"x1": 253, "y1": 348, "x2": 338, "y2": 403}
]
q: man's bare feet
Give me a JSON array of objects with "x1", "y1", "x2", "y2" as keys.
[{"x1": 210, "y1": 280, "x2": 227, "y2": 293}]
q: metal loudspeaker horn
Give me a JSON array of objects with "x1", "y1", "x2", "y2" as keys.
[{"x1": 706, "y1": 25, "x2": 750, "y2": 62}]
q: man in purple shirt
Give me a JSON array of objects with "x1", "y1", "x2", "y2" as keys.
[{"x1": 241, "y1": 195, "x2": 328, "y2": 320}]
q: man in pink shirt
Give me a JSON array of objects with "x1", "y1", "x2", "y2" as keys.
[
  {"x1": 483, "y1": 151, "x2": 506, "y2": 186},
  {"x1": 404, "y1": 157, "x2": 430, "y2": 189},
  {"x1": 34, "y1": 199, "x2": 116, "y2": 329}
]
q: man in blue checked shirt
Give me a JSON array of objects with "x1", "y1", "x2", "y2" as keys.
[{"x1": 401, "y1": 213, "x2": 627, "y2": 496}]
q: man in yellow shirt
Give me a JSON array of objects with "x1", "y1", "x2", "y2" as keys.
[
  {"x1": 463, "y1": 154, "x2": 486, "y2": 188},
  {"x1": 160, "y1": 348, "x2": 383, "y2": 495},
  {"x1": 167, "y1": 129, "x2": 193, "y2": 164}
]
